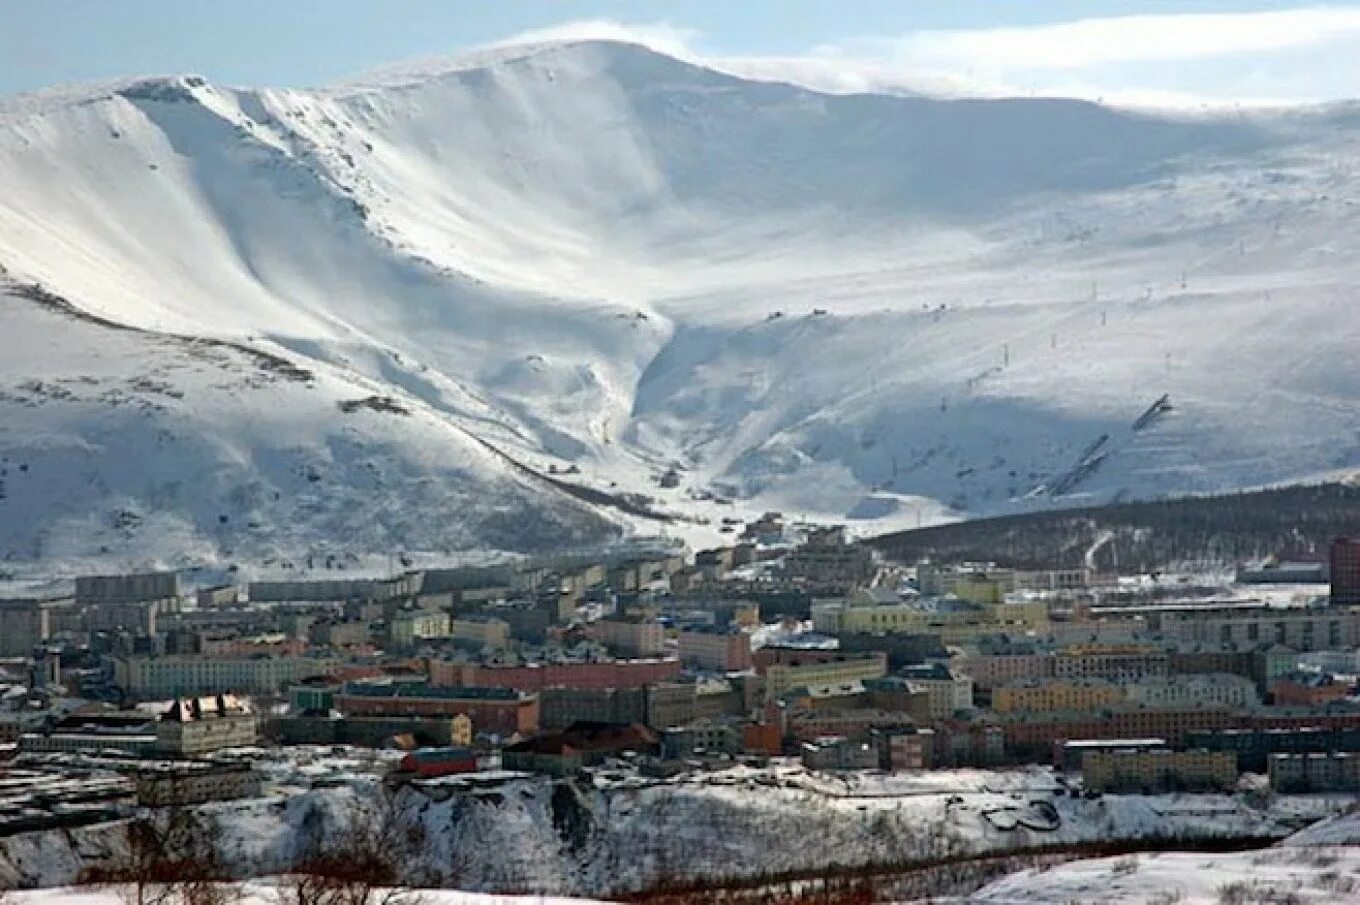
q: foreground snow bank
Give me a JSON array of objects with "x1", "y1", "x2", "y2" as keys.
[
  {"x1": 10, "y1": 886, "x2": 612, "y2": 905},
  {"x1": 968, "y1": 810, "x2": 1360, "y2": 904},
  {"x1": 968, "y1": 845, "x2": 1360, "y2": 904}
]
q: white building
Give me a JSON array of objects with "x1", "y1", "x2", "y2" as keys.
[{"x1": 114, "y1": 654, "x2": 338, "y2": 698}]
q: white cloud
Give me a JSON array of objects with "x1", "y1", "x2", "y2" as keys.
[
  {"x1": 484, "y1": 19, "x2": 701, "y2": 62},
  {"x1": 824, "y1": 8, "x2": 1360, "y2": 70},
  {"x1": 361, "y1": 8, "x2": 1360, "y2": 110},
  {"x1": 788, "y1": 7, "x2": 1360, "y2": 108}
]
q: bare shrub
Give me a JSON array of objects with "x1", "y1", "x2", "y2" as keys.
[
  {"x1": 274, "y1": 788, "x2": 427, "y2": 905},
  {"x1": 1110, "y1": 856, "x2": 1140, "y2": 876},
  {"x1": 78, "y1": 807, "x2": 241, "y2": 905}
]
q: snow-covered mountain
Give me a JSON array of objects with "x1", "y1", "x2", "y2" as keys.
[{"x1": 1, "y1": 39, "x2": 1357, "y2": 568}]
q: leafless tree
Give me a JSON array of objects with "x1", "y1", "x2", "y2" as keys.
[
  {"x1": 79, "y1": 806, "x2": 242, "y2": 905},
  {"x1": 274, "y1": 787, "x2": 427, "y2": 905}
]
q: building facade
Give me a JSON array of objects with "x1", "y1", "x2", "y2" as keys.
[
  {"x1": 992, "y1": 679, "x2": 1123, "y2": 715},
  {"x1": 1331, "y1": 537, "x2": 1360, "y2": 605},
  {"x1": 429, "y1": 657, "x2": 681, "y2": 692},
  {"x1": 1083, "y1": 747, "x2": 1238, "y2": 793},
  {"x1": 762, "y1": 653, "x2": 888, "y2": 704},
  {"x1": 114, "y1": 654, "x2": 338, "y2": 698},
  {"x1": 335, "y1": 680, "x2": 539, "y2": 737},
  {"x1": 677, "y1": 627, "x2": 753, "y2": 672}
]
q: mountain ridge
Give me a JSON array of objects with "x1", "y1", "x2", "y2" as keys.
[{"x1": 0, "y1": 38, "x2": 1356, "y2": 568}]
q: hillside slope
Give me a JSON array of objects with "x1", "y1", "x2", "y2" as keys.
[{"x1": 1, "y1": 40, "x2": 1357, "y2": 565}]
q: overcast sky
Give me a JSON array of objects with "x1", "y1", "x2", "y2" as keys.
[{"x1": 3, "y1": 1, "x2": 1359, "y2": 106}]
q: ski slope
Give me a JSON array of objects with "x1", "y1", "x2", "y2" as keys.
[{"x1": 0, "y1": 39, "x2": 1357, "y2": 567}]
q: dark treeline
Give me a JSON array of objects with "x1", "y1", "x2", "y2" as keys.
[{"x1": 867, "y1": 482, "x2": 1360, "y2": 573}]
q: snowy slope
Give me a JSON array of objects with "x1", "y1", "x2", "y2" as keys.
[
  {"x1": 1, "y1": 40, "x2": 1358, "y2": 565},
  {"x1": 1, "y1": 764, "x2": 1349, "y2": 896},
  {"x1": 0, "y1": 282, "x2": 620, "y2": 571}
]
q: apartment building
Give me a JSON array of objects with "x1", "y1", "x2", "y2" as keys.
[
  {"x1": 1269, "y1": 751, "x2": 1360, "y2": 793},
  {"x1": 762, "y1": 652, "x2": 887, "y2": 704},
  {"x1": 588, "y1": 617, "x2": 666, "y2": 658},
  {"x1": 787, "y1": 709, "x2": 917, "y2": 743},
  {"x1": 335, "y1": 680, "x2": 538, "y2": 737},
  {"x1": 114, "y1": 653, "x2": 338, "y2": 698},
  {"x1": 1054, "y1": 644, "x2": 1170, "y2": 682},
  {"x1": 1190, "y1": 727, "x2": 1360, "y2": 772},
  {"x1": 1124, "y1": 673, "x2": 1259, "y2": 710},
  {"x1": 154, "y1": 694, "x2": 258, "y2": 756},
  {"x1": 450, "y1": 617, "x2": 511, "y2": 649},
  {"x1": 388, "y1": 610, "x2": 451, "y2": 647},
  {"x1": 0, "y1": 597, "x2": 69, "y2": 657},
  {"x1": 1147, "y1": 604, "x2": 1360, "y2": 652},
  {"x1": 307, "y1": 618, "x2": 371, "y2": 648},
  {"x1": 953, "y1": 649, "x2": 1056, "y2": 692},
  {"x1": 899, "y1": 664, "x2": 974, "y2": 720},
  {"x1": 992, "y1": 679, "x2": 1124, "y2": 715},
  {"x1": 539, "y1": 687, "x2": 649, "y2": 730},
  {"x1": 1331, "y1": 537, "x2": 1360, "y2": 605},
  {"x1": 677, "y1": 626, "x2": 753, "y2": 672},
  {"x1": 134, "y1": 762, "x2": 262, "y2": 806},
  {"x1": 812, "y1": 598, "x2": 1000, "y2": 644},
  {"x1": 1083, "y1": 747, "x2": 1237, "y2": 793},
  {"x1": 429, "y1": 657, "x2": 681, "y2": 692},
  {"x1": 783, "y1": 529, "x2": 876, "y2": 587}
]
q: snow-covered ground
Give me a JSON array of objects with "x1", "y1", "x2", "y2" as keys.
[
  {"x1": 967, "y1": 810, "x2": 1360, "y2": 904},
  {"x1": 8, "y1": 887, "x2": 610, "y2": 905},
  {"x1": 1, "y1": 761, "x2": 1350, "y2": 897},
  {"x1": 1, "y1": 38, "x2": 1358, "y2": 567}
]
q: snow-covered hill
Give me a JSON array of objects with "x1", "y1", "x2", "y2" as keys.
[
  {"x1": 1, "y1": 39, "x2": 1357, "y2": 566},
  {"x1": 0, "y1": 762, "x2": 1347, "y2": 896}
]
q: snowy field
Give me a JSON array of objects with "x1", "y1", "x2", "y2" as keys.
[{"x1": 0, "y1": 39, "x2": 1357, "y2": 568}]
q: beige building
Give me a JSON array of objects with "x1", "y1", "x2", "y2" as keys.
[
  {"x1": 992, "y1": 678, "x2": 1124, "y2": 714},
  {"x1": 814, "y1": 591, "x2": 1045, "y2": 644},
  {"x1": 154, "y1": 694, "x2": 257, "y2": 756},
  {"x1": 589, "y1": 617, "x2": 665, "y2": 658},
  {"x1": 449, "y1": 713, "x2": 474, "y2": 747},
  {"x1": 135, "y1": 763, "x2": 261, "y2": 806},
  {"x1": 451, "y1": 617, "x2": 511, "y2": 649},
  {"x1": 388, "y1": 610, "x2": 451, "y2": 646},
  {"x1": 763, "y1": 653, "x2": 887, "y2": 704},
  {"x1": 1083, "y1": 747, "x2": 1237, "y2": 793}
]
